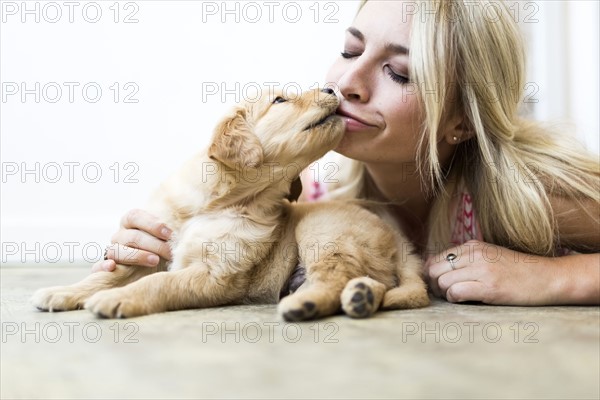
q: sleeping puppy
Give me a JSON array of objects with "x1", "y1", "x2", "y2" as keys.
[{"x1": 32, "y1": 88, "x2": 429, "y2": 320}]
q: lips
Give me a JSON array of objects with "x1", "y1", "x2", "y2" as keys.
[
  {"x1": 335, "y1": 107, "x2": 379, "y2": 132},
  {"x1": 336, "y1": 110, "x2": 366, "y2": 125},
  {"x1": 337, "y1": 107, "x2": 377, "y2": 130}
]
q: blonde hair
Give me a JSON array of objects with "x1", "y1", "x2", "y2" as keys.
[{"x1": 329, "y1": 0, "x2": 600, "y2": 255}]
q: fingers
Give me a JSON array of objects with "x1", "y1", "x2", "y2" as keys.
[
  {"x1": 120, "y1": 209, "x2": 172, "y2": 241},
  {"x1": 104, "y1": 243, "x2": 164, "y2": 267},
  {"x1": 437, "y1": 268, "x2": 476, "y2": 296},
  {"x1": 91, "y1": 259, "x2": 116, "y2": 273},
  {"x1": 112, "y1": 209, "x2": 173, "y2": 265},
  {"x1": 91, "y1": 209, "x2": 172, "y2": 273},
  {"x1": 425, "y1": 248, "x2": 462, "y2": 297},
  {"x1": 425, "y1": 241, "x2": 483, "y2": 299},
  {"x1": 111, "y1": 227, "x2": 172, "y2": 261},
  {"x1": 445, "y1": 281, "x2": 487, "y2": 303},
  {"x1": 427, "y1": 265, "x2": 484, "y2": 303}
]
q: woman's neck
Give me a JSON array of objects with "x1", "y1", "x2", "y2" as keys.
[{"x1": 364, "y1": 162, "x2": 433, "y2": 253}]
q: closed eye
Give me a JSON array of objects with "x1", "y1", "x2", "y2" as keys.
[
  {"x1": 341, "y1": 51, "x2": 359, "y2": 59},
  {"x1": 385, "y1": 66, "x2": 409, "y2": 84}
]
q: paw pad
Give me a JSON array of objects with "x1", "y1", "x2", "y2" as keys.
[
  {"x1": 346, "y1": 282, "x2": 376, "y2": 318},
  {"x1": 282, "y1": 301, "x2": 318, "y2": 322}
]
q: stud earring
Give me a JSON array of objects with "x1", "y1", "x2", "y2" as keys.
[{"x1": 453, "y1": 136, "x2": 459, "y2": 142}]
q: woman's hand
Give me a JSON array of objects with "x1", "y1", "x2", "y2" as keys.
[
  {"x1": 91, "y1": 209, "x2": 173, "y2": 273},
  {"x1": 424, "y1": 240, "x2": 599, "y2": 306}
]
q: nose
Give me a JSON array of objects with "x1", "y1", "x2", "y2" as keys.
[
  {"x1": 337, "y1": 59, "x2": 370, "y2": 103},
  {"x1": 321, "y1": 88, "x2": 335, "y2": 95}
]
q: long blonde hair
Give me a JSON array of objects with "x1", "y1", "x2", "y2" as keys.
[{"x1": 329, "y1": 0, "x2": 600, "y2": 255}]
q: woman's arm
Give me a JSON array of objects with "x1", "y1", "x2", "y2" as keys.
[
  {"x1": 425, "y1": 193, "x2": 599, "y2": 306},
  {"x1": 548, "y1": 253, "x2": 600, "y2": 304},
  {"x1": 425, "y1": 242, "x2": 599, "y2": 305}
]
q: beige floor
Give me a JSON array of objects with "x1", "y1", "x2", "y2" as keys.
[{"x1": 1, "y1": 266, "x2": 599, "y2": 399}]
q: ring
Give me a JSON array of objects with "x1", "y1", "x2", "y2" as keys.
[
  {"x1": 446, "y1": 253, "x2": 458, "y2": 270},
  {"x1": 103, "y1": 246, "x2": 110, "y2": 261}
]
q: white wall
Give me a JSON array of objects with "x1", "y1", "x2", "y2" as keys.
[
  {"x1": 1, "y1": 1, "x2": 598, "y2": 266},
  {"x1": 519, "y1": 0, "x2": 600, "y2": 151}
]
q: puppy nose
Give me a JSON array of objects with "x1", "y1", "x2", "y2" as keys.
[{"x1": 321, "y1": 88, "x2": 335, "y2": 95}]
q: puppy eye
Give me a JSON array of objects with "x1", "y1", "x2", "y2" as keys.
[{"x1": 272, "y1": 96, "x2": 287, "y2": 104}]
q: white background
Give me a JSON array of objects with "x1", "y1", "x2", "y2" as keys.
[{"x1": 1, "y1": 0, "x2": 598, "y2": 266}]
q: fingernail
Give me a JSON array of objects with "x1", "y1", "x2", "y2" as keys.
[
  {"x1": 148, "y1": 254, "x2": 160, "y2": 265},
  {"x1": 161, "y1": 227, "x2": 172, "y2": 239}
]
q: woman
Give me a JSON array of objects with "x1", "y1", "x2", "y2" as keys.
[{"x1": 94, "y1": 0, "x2": 600, "y2": 306}]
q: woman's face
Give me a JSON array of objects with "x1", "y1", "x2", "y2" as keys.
[{"x1": 326, "y1": 1, "x2": 425, "y2": 165}]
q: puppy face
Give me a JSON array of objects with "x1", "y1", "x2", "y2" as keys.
[
  {"x1": 209, "y1": 88, "x2": 344, "y2": 170},
  {"x1": 251, "y1": 88, "x2": 344, "y2": 164}
]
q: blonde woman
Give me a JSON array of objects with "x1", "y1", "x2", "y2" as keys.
[{"x1": 94, "y1": 1, "x2": 599, "y2": 306}]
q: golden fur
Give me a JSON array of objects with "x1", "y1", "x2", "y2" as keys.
[{"x1": 32, "y1": 88, "x2": 429, "y2": 320}]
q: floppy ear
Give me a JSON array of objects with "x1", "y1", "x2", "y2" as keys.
[{"x1": 208, "y1": 106, "x2": 263, "y2": 169}]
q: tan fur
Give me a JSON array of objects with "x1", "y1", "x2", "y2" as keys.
[{"x1": 32, "y1": 88, "x2": 429, "y2": 320}]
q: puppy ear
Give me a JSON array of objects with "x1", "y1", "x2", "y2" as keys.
[{"x1": 208, "y1": 106, "x2": 263, "y2": 169}]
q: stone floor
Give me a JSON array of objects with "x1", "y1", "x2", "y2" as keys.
[{"x1": 1, "y1": 266, "x2": 599, "y2": 399}]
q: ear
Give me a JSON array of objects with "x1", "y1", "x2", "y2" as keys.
[
  {"x1": 208, "y1": 106, "x2": 263, "y2": 169},
  {"x1": 443, "y1": 116, "x2": 475, "y2": 145}
]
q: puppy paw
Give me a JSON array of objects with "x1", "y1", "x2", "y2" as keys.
[
  {"x1": 342, "y1": 282, "x2": 375, "y2": 318},
  {"x1": 341, "y1": 277, "x2": 385, "y2": 319},
  {"x1": 278, "y1": 296, "x2": 319, "y2": 322},
  {"x1": 31, "y1": 286, "x2": 87, "y2": 312},
  {"x1": 85, "y1": 288, "x2": 148, "y2": 319}
]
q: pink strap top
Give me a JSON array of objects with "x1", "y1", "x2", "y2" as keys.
[{"x1": 449, "y1": 192, "x2": 483, "y2": 245}]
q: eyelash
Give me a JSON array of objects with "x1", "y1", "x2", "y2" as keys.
[
  {"x1": 385, "y1": 67, "x2": 409, "y2": 84},
  {"x1": 340, "y1": 52, "x2": 409, "y2": 84}
]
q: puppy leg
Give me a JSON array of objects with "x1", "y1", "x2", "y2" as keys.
[
  {"x1": 278, "y1": 284, "x2": 342, "y2": 322},
  {"x1": 382, "y1": 252, "x2": 430, "y2": 309},
  {"x1": 32, "y1": 263, "x2": 160, "y2": 312},
  {"x1": 278, "y1": 258, "x2": 354, "y2": 322},
  {"x1": 382, "y1": 276, "x2": 429, "y2": 309},
  {"x1": 85, "y1": 266, "x2": 244, "y2": 318},
  {"x1": 341, "y1": 277, "x2": 387, "y2": 318}
]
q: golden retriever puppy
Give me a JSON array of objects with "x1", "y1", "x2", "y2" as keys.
[
  {"x1": 278, "y1": 201, "x2": 429, "y2": 321},
  {"x1": 32, "y1": 88, "x2": 429, "y2": 320}
]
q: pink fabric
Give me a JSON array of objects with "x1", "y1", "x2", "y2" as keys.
[
  {"x1": 449, "y1": 192, "x2": 484, "y2": 245},
  {"x1": 308, "y1": 181, "x2": 325, "y2": 202}
]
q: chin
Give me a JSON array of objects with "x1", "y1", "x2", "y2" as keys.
[
  {"x1": 333, "y1": 135, "x2": 368, "y2": 162},
  {"x1": 333, "y1": 137, "x2": 352, "y2": 157}
]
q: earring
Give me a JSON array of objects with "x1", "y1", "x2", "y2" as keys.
[{"x1": 453, "y1": 136, "x2": 460, "y2": 142}]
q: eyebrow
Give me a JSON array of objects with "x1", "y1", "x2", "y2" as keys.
[{"x1": 347, "y1": 26, "x2": 410, "y2": 55}]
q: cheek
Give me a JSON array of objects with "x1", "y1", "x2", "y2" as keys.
[
  {"x1": 385, "y1": 90, "x2": 423, "y2": 136},
  {"x1": 372, "y1": 90, "x2": 424, "y2": 159}
]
